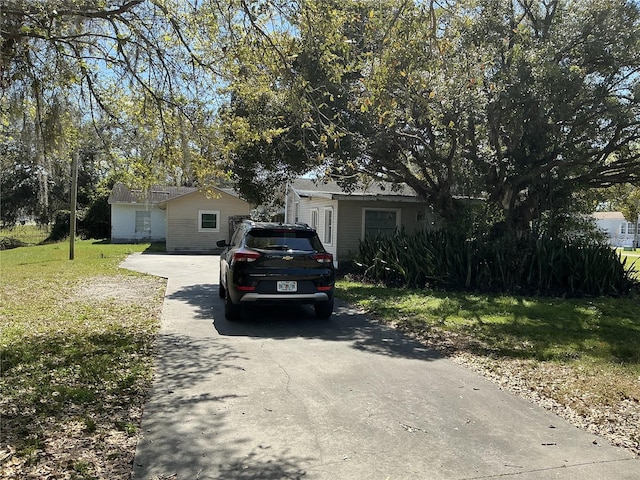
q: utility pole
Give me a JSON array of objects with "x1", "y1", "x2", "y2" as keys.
[{"x1": 69, "y1": 152, "x2": 78, "y2": 260}]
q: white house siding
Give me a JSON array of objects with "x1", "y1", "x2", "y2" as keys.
[
  {"x1": 165, "y1": 191, "x2": 251, "y2": 253},
  {"x1": 285, "y1": 193, "x2": 339, "y2": 261},
  {"x1": 286, "y1": 191, "x2": 313, "y2": 225},
  {"x1": 110, "y1": 204, "x2": 166, "y2": 243},
  {"x1": 593, "y1": 212, "x2": 638, "y2": 248}
]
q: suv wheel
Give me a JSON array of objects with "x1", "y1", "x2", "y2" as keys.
[
  {"x1": 314, "y1": 299, "x2": 334, "y2": 319},
  {"x1": 218, "y1": 273, "x2": 225, "y2": 299},
  {"x1": 224, "y1": 287, "x2": 241, "y2": 321}
]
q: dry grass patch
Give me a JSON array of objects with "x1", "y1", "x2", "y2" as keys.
[{"x1": 1, "y1": 242, "x2": 165, "y2": 479}]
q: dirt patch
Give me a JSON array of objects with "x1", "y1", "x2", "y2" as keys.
[{"x1": 73, "y1": 275, "x2": 166, "y2": 304}]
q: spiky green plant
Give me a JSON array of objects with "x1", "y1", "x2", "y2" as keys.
[{"x1": 354, "y1": 230, "x2": 637, "y2": 296}]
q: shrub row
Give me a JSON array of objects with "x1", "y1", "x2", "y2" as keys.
[{"x1": 354, "y1": 230, "x2": 637, "y2": 296}]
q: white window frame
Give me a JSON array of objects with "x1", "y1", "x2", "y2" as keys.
[
  {"x1": 621, "y1": 222, "x2": 637, "y2": 236},
  {"x1": 323, "y1": 207, "x2": 333, "y2": 245},
  {"x1": 293, "y1": 201, "x2": 299, "y2": 223},
  {"x1": 135, "y1": 210, "x2": 151, "y2": 233},
  {"x1": 198, "y1": 210, "x2": 220, "y2": 232},
  {"x1": 361, "y1": 208, "x2": 401, "y2": 239},
  {"x1": 310, "y1": 208, "x2": 319, "y2": 231}
]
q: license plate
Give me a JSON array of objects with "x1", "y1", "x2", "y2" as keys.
[{"x1": 277, "y1": 281, "x2": 297, "y2": 292}]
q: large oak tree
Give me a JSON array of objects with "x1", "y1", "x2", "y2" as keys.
[{"x1": 221, "y1": 0, "x2": 640, "y2": 235}]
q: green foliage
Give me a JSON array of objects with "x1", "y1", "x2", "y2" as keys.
[
  {"x1": 78, "y1": 177, "x2": 116, "y2": 240},
  {"x1": 223, "y1": 0, "x2": 640, "y2": 236},
  {"x1": 78, "y1": 198, "x2": 110, "y2": 240},
  {"x1": 47, "y1": 210, "x2": 71, "y2": 242},
  {"x1": 217, "y1": 90, "x2": 311, "y2": 205},
  {"x1": 25, "y1": 176, "x2": 112, "y2": 242},
  {"x1": 354, "y1": 229, "x2": 637, "y2": 296},
  {"x1": 0, "y1": 155, "x2": 39, "y2": 227},
  {"x1": 1, "y1": 0, "x2": 230, "y2": 217}
]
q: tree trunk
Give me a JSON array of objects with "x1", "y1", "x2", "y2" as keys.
[{"x1": 69, "y1": 153, "x2": 78, "y2": 260}]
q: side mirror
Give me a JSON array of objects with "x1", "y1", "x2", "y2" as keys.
[{"x1": 216, "y1": 239, "x2": 228, "y2": 248}]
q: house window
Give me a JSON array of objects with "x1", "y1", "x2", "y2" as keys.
[
  {"x1": 310, "y1": 209, "x2": 319, "y2": 230},
  {"x1": 199, "y1": 210, "x2": 220, "y2": 232},
  {"x1": 293, "y1": 202, "x2": 299, "y2": 223},
  {"x1": 621, "y1": 222, "x2": 637, "y2": 235},
  {"x1": 135, "y1": 211, "x2": 151, "y2": 233},
  {"x1": 363, "y1": 209, "x2": 400, "y2": 238},
  {"x1": 323, "y1": 208, "x2": 333, "y2": 245}
]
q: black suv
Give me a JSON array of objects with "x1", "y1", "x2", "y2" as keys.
[{"x1": 217, "y1": 221, "x2": 335, "y2": 320}]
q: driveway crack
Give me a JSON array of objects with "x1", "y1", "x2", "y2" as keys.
[
  {"x1": 259, "y1": 341, "x2": 324, "y2": 464},
  {"x1": 260, "y1": 341, "x2": 292, "y2": 393}
]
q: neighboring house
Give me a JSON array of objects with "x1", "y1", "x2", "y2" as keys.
[
  {"x1": 285, "y1": 178, "x2": 438, "y2": 266},
  {"x1": 108, "y1": 183, "x2": 251, "y2": 252},
  {"x1": 592, "y1": 211, "x2": 638, "y2": 248}
]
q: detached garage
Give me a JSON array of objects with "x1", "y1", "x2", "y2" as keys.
[{"x1": 108, "y1": 183, "x2": 251, "y2": 252}]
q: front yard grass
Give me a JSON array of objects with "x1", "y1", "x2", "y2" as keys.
[
  {"x1": 619, "y1": 248, "x2": 640, "y2": 280},
  {"x1": 336, "y1": 279, "x2": 640, "y2": 454},
  {"x1": 2, "y1": 240, "x2": 638, "y2": 478},
  {"x1": 1, "y1": 241, "x2": 165, "y2": 479}
]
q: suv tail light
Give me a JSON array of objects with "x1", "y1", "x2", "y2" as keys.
[
  {"x1": 233, "y1": 250, "x2": 261, "y2": 262},
  {"x1": 313, "y1": 252, "x2": 333, "y2": 264}
]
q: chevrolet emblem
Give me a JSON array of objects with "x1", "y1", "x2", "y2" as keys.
[{"x1": 282, "y1": 256, "x2": 294, "y2": 261}]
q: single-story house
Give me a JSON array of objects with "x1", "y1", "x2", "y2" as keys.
[
  {"x1": 285, "y1": 178, "x2": 438, "y2": 265},
  {"x1": 592, "y1": 211, "x2": 639, "y2": 248},
  {"x1": 108, "y1": 183, "x2": 251, "y2": 252}
]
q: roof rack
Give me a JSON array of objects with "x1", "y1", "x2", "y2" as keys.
[{"x1": 242, "y1": 220, "x2": 313, "y2": 230}]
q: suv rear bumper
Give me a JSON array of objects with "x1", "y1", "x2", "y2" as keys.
[{"x1": 239, "y1": 292, "x2": 330, "y2": 303}]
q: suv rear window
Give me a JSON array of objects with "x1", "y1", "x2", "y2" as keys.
[{"x1": 245, "y1": 229, "x2": 323, "y2": 251}]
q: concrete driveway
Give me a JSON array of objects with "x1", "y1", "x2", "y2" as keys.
[{"x1": 121, "y1": 253, "x2": 638, "y2": 480}]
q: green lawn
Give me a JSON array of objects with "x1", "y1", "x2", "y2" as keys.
[
  {"x1": 0, "y1": 241, "x2": 166, "y2": 478},
  {"x1": 337, "y1": 281, "x2": 639, "y2": 362},
  {"x1": 619, "y1": 248, "x2": 640, "y2": 279}
]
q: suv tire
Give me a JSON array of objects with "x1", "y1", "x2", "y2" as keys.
[
  {"x1": 314, "y1": 299, "x2": 334, "y2": 319},
  {"x1": 218, "y1": 274, "x2": 225, "y2": 299},
  {"x1": 224, "y1": 286, "x2": 241, "y2": 321}
]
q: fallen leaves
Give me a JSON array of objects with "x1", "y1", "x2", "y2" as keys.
[
  {"x1": 1, "y1": 274, "x2": 164, "y2": 480},
  {"x1": 452, "y1": 353, "x2": 640, "y2": 456}
]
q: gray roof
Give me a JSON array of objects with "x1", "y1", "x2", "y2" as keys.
[
  {"x1": 290, "y1": 178, "x2": 420, "y2": 201},
  {"x1": 108, "y1": 183, "x2": 197, "y2": 205},
  {"x1": 592, "y1": 211, "x2": 626, "y2": 220},
  {"x1": 108, "y1": 183, "x2": 245, "y2": 206}
]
